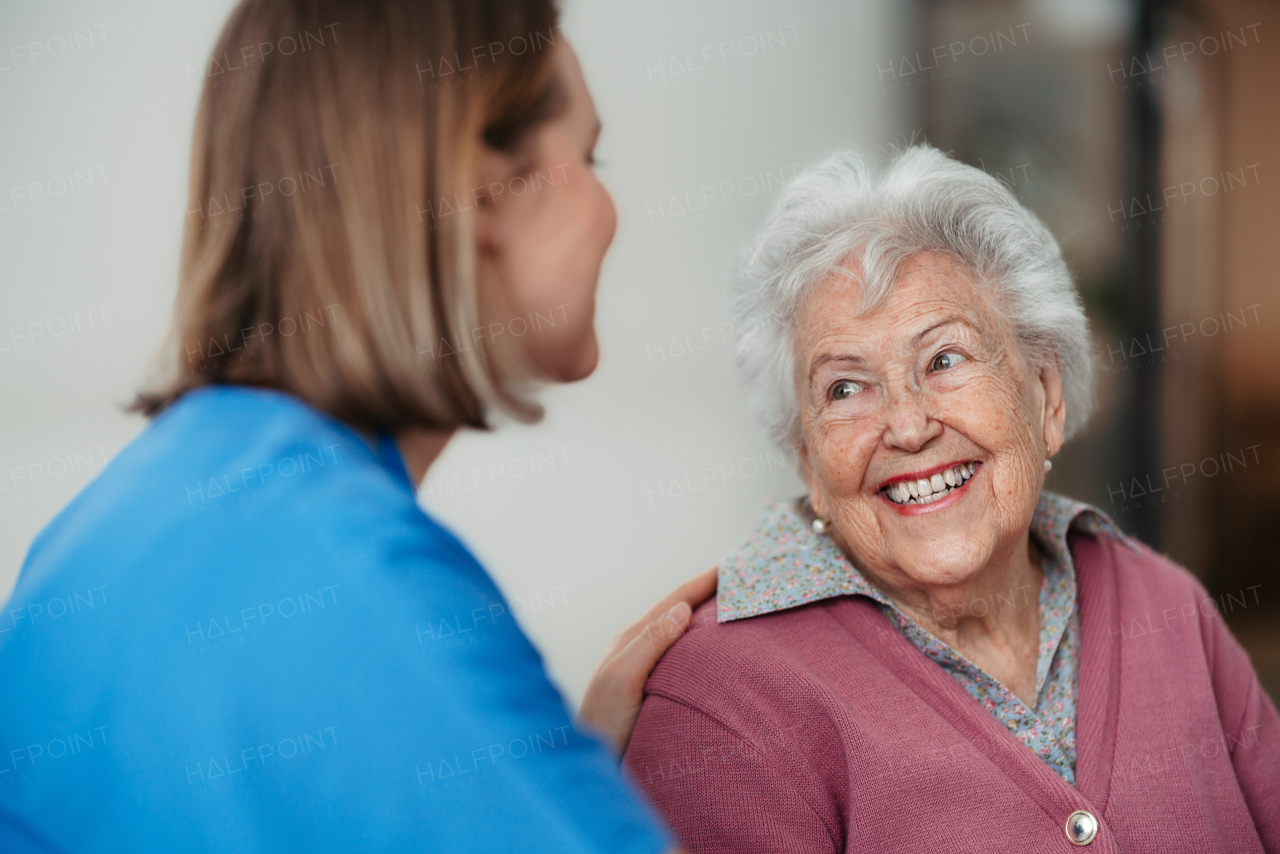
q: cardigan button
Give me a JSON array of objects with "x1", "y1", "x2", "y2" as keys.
[{"x1": 1065, "y1": 810, "x2": 1099, "y2": 846}]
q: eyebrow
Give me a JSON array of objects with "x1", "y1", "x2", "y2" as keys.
[
  {"x1": 808, "y1": 352, "x2": 867, "y2": 382},
  {"x1": 912, "y1": 315, "x2": 970, "y2": 346}
]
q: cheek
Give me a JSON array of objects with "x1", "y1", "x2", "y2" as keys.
[
  {"x1": 564, "y1": 176, "x2": 615, "y2": 286},
  {"x1": 601, "y1": 185, "x2": 618, "y2": 248},
  {"x1": 505, "y1": 178, "x2": 603, "y2": 298},
  {"x1": 517, "y1": 171, "x2": 610, "y2": 378},
  {"x1": 548, "y1": 170, "x2": 613, "y2": 278},
  {"x1": 941, "y1": 375, "x2": 1043, "y2": 499},
  {"x1": 810, "y1": 423, "x2": 874, "y2": 499},
  {"x1": 557, "y1": 179, "x2": 612, "y2": 322},
  {"x1": 940, "y1": 373, "x2": 1035, "y2": 447},
  {"x1": 589, "y1": 175, "x2": 617, "y2": 245}
]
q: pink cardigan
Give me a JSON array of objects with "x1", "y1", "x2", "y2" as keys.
[{"x1": 625, "y1": 531, "x2": 1280, "y2": 852}]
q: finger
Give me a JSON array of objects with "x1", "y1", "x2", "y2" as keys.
[
  {"x1": 672, "y1": 566, "x2": 718, "y2": 608},
  {"x1": 616, "y1": 601, "x2": 693, "y2": 683},
  {"x1": 616, "y1": 567, "x2": 718, "y2": 647}
]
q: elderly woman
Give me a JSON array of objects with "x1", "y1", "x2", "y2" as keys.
[{"x1": 624, "y1": 147, "x2": 1280, "y2": 853}]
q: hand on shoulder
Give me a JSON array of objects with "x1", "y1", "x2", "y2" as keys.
[{"x1": 575, "y1": 567, "x2": 717, "y2": 754}]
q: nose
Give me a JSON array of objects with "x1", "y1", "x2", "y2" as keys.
[{"x1": 881, "y1": 382, "x2": 942, "y2": 453}]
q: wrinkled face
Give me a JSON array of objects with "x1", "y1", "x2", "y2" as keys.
[
  {"x1": 478, "y1": 43, "x2": 616, "y2": 382},
  {"x1": 795, "y1": 252, "x2": 1066, "y2": 596}
]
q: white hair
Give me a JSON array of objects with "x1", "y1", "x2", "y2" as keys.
[{"x1": 730, "y1": 145, "x2": 1095, "y2": 451}]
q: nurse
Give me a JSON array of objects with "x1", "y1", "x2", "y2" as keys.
[{"x1": 0, "y1": 0, "x2": 703, "y2": 851}]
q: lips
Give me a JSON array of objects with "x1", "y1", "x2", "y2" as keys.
[{"x1": 880, "y1": 461, "x2": 978, "y2": 506}]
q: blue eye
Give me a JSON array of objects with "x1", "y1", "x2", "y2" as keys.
[
  {"x1": 832, "y1": 380, "x2": 861, "y2": 400},
  {"x1": 931, "y1": 352, "x2": 966, "y2": 371}
]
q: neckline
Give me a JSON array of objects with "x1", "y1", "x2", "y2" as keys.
[{"x1": 175, "y1": 384, "x2": 416, "y2": 493}]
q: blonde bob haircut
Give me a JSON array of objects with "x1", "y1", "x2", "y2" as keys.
[{"x1": 136, "y1": 0, "x2": 565, "y2": 432}]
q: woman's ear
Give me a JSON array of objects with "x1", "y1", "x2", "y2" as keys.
[
  {"x1": 798, "y1": 443, "x2": 829, "y2": 520},
  {"x1": 1039, "y1": 361, "x2": 1067, "y2": 457}
]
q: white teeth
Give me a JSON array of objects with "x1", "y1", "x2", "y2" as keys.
[{"x1": 884, "y1": 463, "x2": 978, "y2": 506}]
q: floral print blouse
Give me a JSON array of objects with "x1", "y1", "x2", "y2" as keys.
[{"x1": 716, "y1": 490, "x2": 1137, "y2": 785}]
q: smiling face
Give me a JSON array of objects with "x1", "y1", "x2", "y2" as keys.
[{"x1": 795, "y1": 252, "x2": 1067, "y2": 599}]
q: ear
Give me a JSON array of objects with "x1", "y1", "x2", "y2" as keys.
[
  {"x1": 1039, "y1": 360, "x2": 1067, "y2": 458},
  {"x1": 797, "y1": 442, "x2": 829, "y2": 520}
]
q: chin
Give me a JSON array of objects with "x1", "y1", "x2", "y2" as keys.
[
  {"x1": 892, "y1": 532, "x2": 991, "y2": 588},
  {"x1": 903, "y1": 556, "x2": 985, "y2": 589},
  {"x1": 552, "y1": 336, "x2": 599, "y2": 382}
]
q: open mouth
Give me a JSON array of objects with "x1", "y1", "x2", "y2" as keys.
[{"x1": 880, "y1": 461, "x2": 979, "y2": 506}]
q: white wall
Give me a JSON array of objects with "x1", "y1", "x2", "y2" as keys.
[{"x1": 0, "y1": 0, "x2": 906, "y2": 704}]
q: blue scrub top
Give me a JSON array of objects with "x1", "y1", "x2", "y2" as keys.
[{"x1": 0, "y1": 386, "x2": 672, "y2": 853}]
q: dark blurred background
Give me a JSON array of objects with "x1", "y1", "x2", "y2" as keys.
[{"x1": 900, "y1": 0, "x2": 1279, "y2": 698}]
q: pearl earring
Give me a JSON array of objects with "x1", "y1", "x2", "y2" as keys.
[
  {"x1": 1044, "y1": 459, "x2": 1053, "y2": 473},
  {"x1": 812, "y1": 518, "x2": 827, "y2": 535}
]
